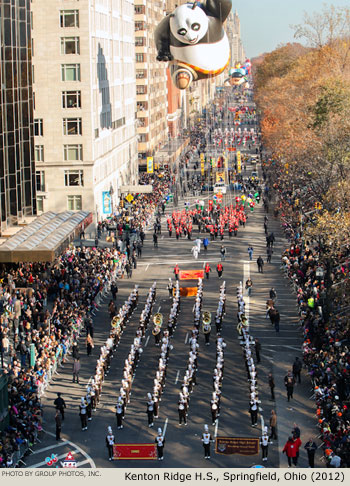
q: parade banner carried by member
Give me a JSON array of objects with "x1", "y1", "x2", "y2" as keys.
[
  {"x1": 179, "y1": 287, "x2": 198, "y2": 297},
  {"x1": 216, "y1": 437, "x2": 259, "y2": 455},
  {"x1": 113, "y1": 444, "x2": 157, "y2": 460},
  {"x1": 179, "y1": 270, "x2": 204, "y2": 280}
]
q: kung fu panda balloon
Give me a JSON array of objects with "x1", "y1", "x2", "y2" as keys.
[{"x1": 155, "y1": 0, "x2": 233, "y2": 90}]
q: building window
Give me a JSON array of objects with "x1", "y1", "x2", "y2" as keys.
[
  {"x1": 135, "y1": 21, "x2": 146, "y2": 31},
  {"x1": 34, "y1": 119, "x2": 43, "y2": 136},
  {"x1": 61, "y1": 64, "x2": 80, "y2": 81},
  {"x1": 67, "y1": 195, "x2": 82, "y2": 210},
  {"x1": 37, "y1": 196, "x2": 44, "y2": 213},
  {"x1": 136, "y1": 70, "x2": 146, "y2": 79},
  {"x1": 64, "y1": 144, "x2": 83, "y2": 161},
  {"x1": 62, "y1": 91, "x2": 81, "y2": 108},
  {"x1": 112, "y1": 117, "x2": 125, "y2": 130},
  {"x1": 60, "y1": 10, "x2": 79, "y2": 28},
  {"x1": 64, "y1": 170, "x2": 84, "y2": 187},
  {"x1": 135, "y1": 6, "x2": 145, "y2": 14},
  {"x1": 36, "y1": 171, "x2": 45, "y2": 192},
  {"x1": 63, "y1": 118, "x2": 82, "y2": 135},
  {"x1": 135, "y1": 37, "x2": 145, "y2": 47},
  {"x1": 136, "y1": 53, "x2": 144, "y2": 63},
  {"x1": 136, "y1": 85, "x2": 146, "y2": 95},
  {"x1": 32, "y1": 65, "x2": 35, "y2": 83},
  {"x1": 34, "y1": 145, "x2": 44, "y2": 162},
  {"x1": 61, "y1": 37, "x2": 80, "y2": 55}
]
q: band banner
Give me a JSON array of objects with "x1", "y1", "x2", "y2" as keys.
[
  {"x1": 147, "y1": 157, "x2": 154, "y2": 174},
  {"x1": 113, "y1": 444, "x2": 157, "y2": 460},
  {"x1": 179, "y1": 270, "x2": 204, "y2": 280},
  {"x1": 237, "y1": 151, "x2": 242, "y2": 174},
  {"x1": 215, "y1": 437, "x2": 259, "y2": 456},
  {"x1": 178, "y1": 287, "x2": 198, "y2": 297}
]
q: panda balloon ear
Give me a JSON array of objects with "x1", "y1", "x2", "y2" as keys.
[{"x1": 192, "y1": 1, "x2": 197, "y2": 9}]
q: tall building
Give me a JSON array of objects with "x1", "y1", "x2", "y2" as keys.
[
  {"x1": 31, "y1": 0, "x2": 138, "y2": 220},
  {"x1": 135, "y1": 0, "x2": 168, "y2": 165},
  {"x1": 226, "y1": 9, "x2": 245, "y2": 65},
  {"x1": 0, "y1": 0, "x2": 36, "y2": 235}
]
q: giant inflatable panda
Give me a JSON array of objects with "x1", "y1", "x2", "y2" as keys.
[{"x1": 155, "y1": 0, "x2": 233, "y2": 90}]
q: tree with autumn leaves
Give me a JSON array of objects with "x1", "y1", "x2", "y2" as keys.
[{"x1": 254, "y1": 5, "x2": 350, "y2": 310}]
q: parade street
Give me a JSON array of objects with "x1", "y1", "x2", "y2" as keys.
[{"x1": 23, "y1": 161, "x2": 319, "y2": 469}]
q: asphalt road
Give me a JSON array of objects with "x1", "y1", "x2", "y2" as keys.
[{"x1": 24, "y1": 121, "x2": 320, "y2": 470}]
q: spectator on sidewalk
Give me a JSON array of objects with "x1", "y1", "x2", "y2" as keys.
[
  {"x1": 268, "y1": 373, "x2": 275, "y2": 401},
  {"x1": 254, "y1": 338, "x2": 261, "y2": 363},
  {"x1": 54, "y1": 392, "x2": 66, "y2": 421},
  {"x1": 220, "y1": 245, "x2": 226, "y2": 261},
  {"x1": 283, "y1": 436, "x2": 298, "y2": 467},
  {"x1": 86, "y1": 334, "x2": 94, "y2": 356},
  {"x1": 257, "y1": 256, "x2": 264, "y2": 273},
  {"x1": 245, "y1": 277, "x2": 253, "y2": 297},
  {"x1": 55, "y1": 410, "x2": 62, "y2": 441},
  {"x1": 247, "y1": 246, "x2": 254, "y2": 261},
  {"x1": 111, "y1": 282, "x2": 118, "y2": 300},
  {"x1": 284, "y1": 370, "x2": 296, "y2": 402},
  {"x1": 304, "y1": 438, "x2": 317, "y2": 468},
  {"x1": 72, "y1": 357, "x2": 81, "y2": 384},
  {"x1": 266, "y1": 246, "x2": 273, "y2": 263},
  {"x1": 269, "y1": 410, "x2": 277, "y2": 440},
  {"x1": 292, "y1": 357, "x2": 302, "y2": 384},
  {"x1": 72, "y1": 342, "x2": 80, "y2": 360}
]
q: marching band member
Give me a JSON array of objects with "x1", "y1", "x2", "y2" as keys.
[
  {"x1": 202, "y1": 424, "x2": 214, "y2": 459},
  {"x1": 155, "y1": 428, "x2": 165, "y2": 460}
]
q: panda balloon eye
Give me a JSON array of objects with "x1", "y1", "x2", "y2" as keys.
[
  {"x1": 191, "y1": 23, "x2": 200, "y2": 31},
  {"x1": 178, "y1": 28, "x2": 187, "y2": 36}
]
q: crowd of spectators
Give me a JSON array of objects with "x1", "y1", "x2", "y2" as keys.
[
  {"x1": 0, "y1": 245, "x2": 122, "y2": 466},
  {"x1": 281, "y1": 240, "x2": 350, "y2": 467},
  {"x1": 0, "y1": 167, "x2": 174, "y2": 467}
]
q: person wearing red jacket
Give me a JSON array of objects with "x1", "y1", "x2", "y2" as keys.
[
  {"x1": 204, "y1": 263, "x2": 211, "y2": 279},
  {"x1": 174, "y1": 264, "x2": 180, "y2": 281},
  {"x1": 216, "y1": 262, "x2": 223, "y2": 278},
  {"x1": 294, "y1": 436, "x2": 302, "y2": 465},
  {"x1": 283, "y1": 436, "x2": 298, "y2": 467}
]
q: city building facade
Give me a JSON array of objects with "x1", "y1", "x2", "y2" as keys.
[
  {"x1": 226, "y1": 9, "x2": 246, "y2": 66},
  {"x1": 0, "y1": 0, "x2": 36, "y2": 235},
  {"x1": 135, "y1": 0, "x2": 168, "y2": 166},
  {"x1": 31, "y1": 0, "x2": 138, "y2": 220}
]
